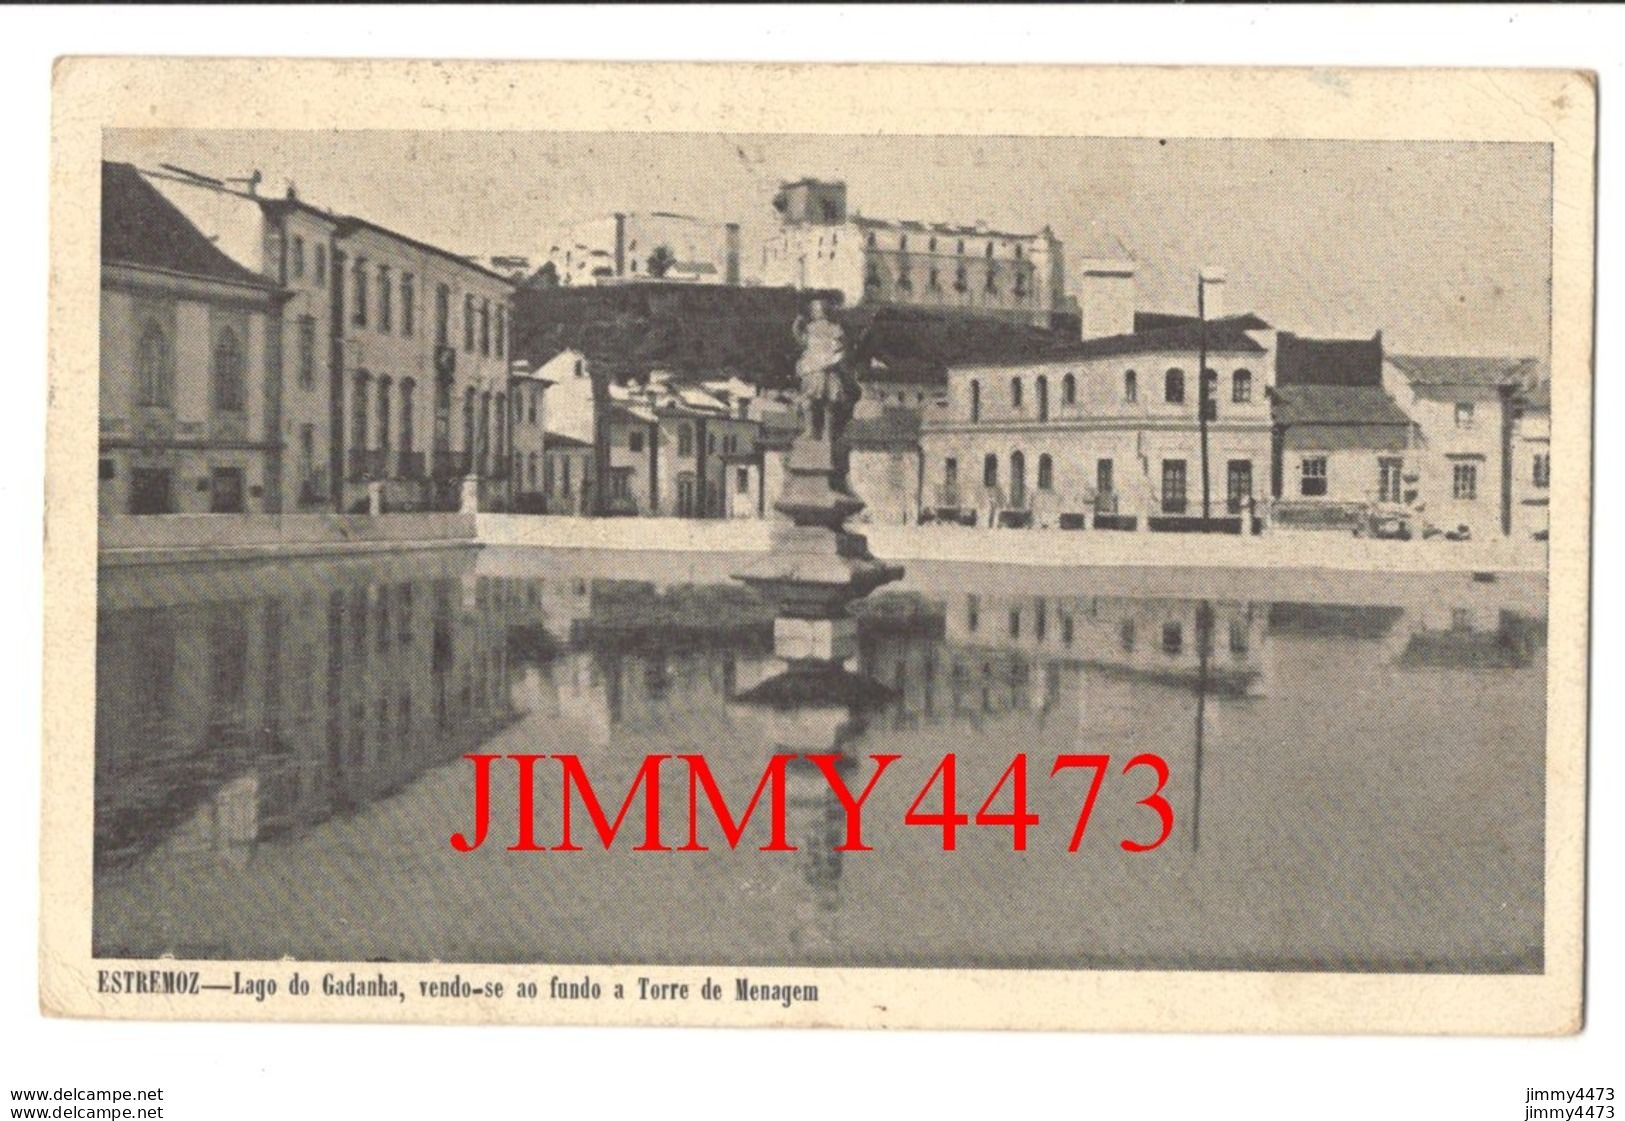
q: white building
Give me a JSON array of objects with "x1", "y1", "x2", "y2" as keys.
[
  {"x1": 920, "y1": 270, "x2": 1276, "y2": 532},
  {"x1": 1381, "y1": 354, "x2": 1542, "y2": 540},
  {"x1": 137, "y1": 164, "x2": 520, "y2": 513},
  {"x1": 759, "y1": 179, "x2": 1066, "y2": 329}
]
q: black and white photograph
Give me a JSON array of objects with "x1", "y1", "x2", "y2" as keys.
[{"x1": 37, "y1": 58, "x2": 1593, "y2": 1045}]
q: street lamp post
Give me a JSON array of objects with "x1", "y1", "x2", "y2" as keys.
[{"x1": 1197, "y1": 274, "x2": 1211, "y2": 523}]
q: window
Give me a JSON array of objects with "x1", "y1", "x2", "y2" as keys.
[
  {"x1": 1452, "y1": 461, "x2": 1478, "y2": 500},
  {"x1": 1533, "y1": 452, "x2": 1550, "y2": 489},
  {"x1": 1164, "y1": 368, "x2": 1185, "y2": 404},
  {"x1": 496, "y1": 307, "x2": 506, "y2": 358},
  {"x1": 1014, "y1": 271, "x2": 1027, "y2": 298},
  {"x1": 678, "y1": 423, "x2": 693, "y2": 456},
  {"x1": 1037, "y1": 453, "x2": 1053, "y2": 491},
  {"x1": 314, "y1": 243, "x2": 327, "y2": 286},
  {"x1": 352, "y1": 372, "x2": 371, "y2": 458},
  {"x1": 897, "y1": 267, "x2": 912, "y2": 292},
  {"x1": 1227, "y1": 460, "x2": 1252, "y2": 512},
  {"x1": 401, "y1": 274, "x2": 415, "y2": 336},
  {"x1": 211, "y1": 327, "x2": 245, "y2": 413},
  {"x1": 966, "y1": 594, "x2": 979, "y2": 633},
  {"x1": 1161, "y1": 622, "x2": 1183, "y2": 655},
  {"x1": 943, "y1": 457, "x2": 958, "y2": 490},
  {"x1": 1010, "y1": 378, "x2": 1023, "y2": 410},
  {"x1": 928, "y1": 267, "x2": 939, "y2": 290},
  {"x1": 1036, "y1": 375, "x2": 1048, "y2": 420},
  {"x1": 296, "y1": 316, "x2": 316, "y2": 390},
  {"x1": 983, "y1": 453, "x2": 999, "y2": 489},
  {"x1": 291, "y1": 236, "x2": 305, "y2": 279},
  {"x1": 1455, "y1": 402, "x2": 1475, "y2": 429},
  {"x1": 463, "y1": 387, "x2": 476, "y2": 456},
  {"x1": 985, "y1": 264, "x2": 998, "y2": 294},
  {"x1": 1062, "y1": 373, "x2": 1076, "y2": 406},
  {"x1": 630, "y1": 429, "x2": 644, "y2": 453},
  {"x1": 1124, "y1": 369, "x2": 1138, "y2": 403},
  {"x1": 1229, "y1": 621, "x2": 1249, "y2": 655},
  {"x1": 1300, "y1": 456, "x2": 1328, "y2": 497},
  {"x1": 400, "y1": 379, "x2": 415, "y2": 455},
  {"x1": 1451, "y1": 607, "x2": 1473, "y2": 631},
  {"x1": 1232, "y1": 368, "x2": 1252, "y2": 403},
  {"x1": 435, "y1": 284, "x2": 450, "y2": 346},
  {"x1": 136, "y1": 320, "x2": 171, "y2": 406},
  {"x1": 1161, "y1": 459, "x2": 1187, "y2": 513},
  {"x1": 969, "y1": 379, "x2": 981, "y2": 423},
  {"x1": 1379, "y1": 457, "x2": 1403, "y2": 503},
  {"x1": 377, "y1": 377, "x2": 392, "y2": 452},
  {"x1": 479, "y1": 300, "x2": 491, "y2": 356},
  {"x1": 1119, "y1": 619, "x2": 1135, "y2": 652},
  {"x1": 736, "y1": 467, "x2": 750, "y2": 494},
  {"x1": 352, "y1": 260, "x2": 368, "y2": 327},
  {"x1": 528, "y1": 389, "x2": 538, "y2": 425},
  {"x1": 954, "y1": 264, "x2": 968, "y2": 293},
  {"x1": 985, "y1": 242, "x2": 994, "y2": 259},
  {"x1": 865, "y1": 263, "x2": 880, "y2": 290},
  {"x1": 299, "y1": 423, "x2": 316, "y2": 475},
  {"x1": 378, "y1": 265, "x2": 392, "y2": 333},
  {"x1": 464, "y1": 294, "x2": 476, "y2": 351},
  {"x1": 1097, "y1": 458, "x2": 1114, "y2": 495}
]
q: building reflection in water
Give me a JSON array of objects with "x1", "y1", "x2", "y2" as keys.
[{"x1": 95, "y1": 547, "x2": 1549, "y2": 966}]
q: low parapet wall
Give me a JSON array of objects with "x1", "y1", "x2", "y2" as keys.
[
  {"x1": 99, "y1": 512, "x2": 478, "y2": 565},
  {"x1": 473, "y1": 514, "x2": 1546, "y2": 574}
]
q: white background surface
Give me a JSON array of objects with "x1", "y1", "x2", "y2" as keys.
[{"x1": 1, "y1": 7, "x2": 1616, "y2": 1117}]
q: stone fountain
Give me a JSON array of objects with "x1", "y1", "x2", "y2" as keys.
[
  {"x1": 734, "y1": 299, "x2": 903, "y2": 691},
  {"x1": 730, "y1": 301, "x2": 903, "y2": 951}
]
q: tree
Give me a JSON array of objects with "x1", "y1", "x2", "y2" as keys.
[{"x1": 646, "y1": 245, "x2": 677, "y2": 279}]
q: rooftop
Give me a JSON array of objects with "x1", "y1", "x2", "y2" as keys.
[
  {"x1": 1272, "y1": 384, "x2": 1414, "y2": 451},
  {"x1": 1386, "y1": 354, "x2": 1541, "y2": 388},
  {"x1": 102, "y1": 162, "x2": 280, "y2": 291},
  {"x1": 1276, "y1": 331, "x2": 1385, "y2": 389}
]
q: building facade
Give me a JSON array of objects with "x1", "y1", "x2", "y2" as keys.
[
  {"x1": 1267, "y1": 333, "x2": 1419, "y2": 532},
  {"x1": 1381, "y1": 354, "x2": 1541, "y2": 540},
  {"x1": 759, "y1": 179, "x2": 1066, "y2": 329},
  {"x1": 131, "y1": 164, "x2": 520, "y2": 515},
  {"x1": 920, "y1": 311, "x2": 1277, "y2": 531},
  {"x1": 99, "y1": 163, "x2": 289, "y2": 517},
  {"x1": 1511, "y1": 380, "x2": 1551, "y2": 541}
]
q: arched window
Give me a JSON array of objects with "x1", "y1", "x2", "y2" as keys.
[
  {"x1": 136, "y1": 320, "x2": 171, "y2": 406},
  {"x1": 1232, "y1": 368, "x2": 1253, "y2": 404},
  {"x1": 1061, "y1": 372, "x2": 1076, "y2": 406},
  {"x1": 969, "y1": 379, "x2": 981, "y2": 423},
  {"x1": 983, "y1": 453, "x2": 999, "y2": 489},
  {"x1": 463, "y1": 387, "x2": 477, "y2": 457},
  {"x1": 211, "y1": 327, "x2": 245, "y2": 412},
  {"x1": 1011, "y1": 377, "x2": 1023, "y2": 410},
  {"x1": 1036, "y1": 375, "x2": 1049, "y2": 421},
  {"x1": 1009, "y1": 450, "x2": 1026, "y2": 503},
  {"x1": 1124, "y1": 369, "x2": 1138, "y2": 403},
  {"x1": 678, "y1": 422, "x2": 694, "y2": 457},
  {"x1": 1037, "y1": 453, "x2": 1054, "y2": 491},
  {"x1": 1164, "y1": 367, "x2": 1185, "y2": 405}
]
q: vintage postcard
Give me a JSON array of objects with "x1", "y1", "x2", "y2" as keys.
[{"x1": 42, "y1": 59, "x2": 1593, "y2": 1033}]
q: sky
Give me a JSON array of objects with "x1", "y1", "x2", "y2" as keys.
[{"x1": 105, "y1": 129, "x2": 1552, "y2": 358}]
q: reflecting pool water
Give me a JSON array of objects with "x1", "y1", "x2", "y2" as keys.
[{"x1": 93, "y1": 546, "x2": 1546, "y2": 972}]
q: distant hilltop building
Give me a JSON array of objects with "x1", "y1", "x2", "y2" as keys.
[
  {"x1": 759, "y1": 178, "x2": 1067, "y2": 330},
  {"x1": 538, "y1": 212, "x2": 743, "y2": 288}
]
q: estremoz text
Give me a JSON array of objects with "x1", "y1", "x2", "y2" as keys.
[{"x1": 449, "y1": 752, "x2": 1175, "y2": 854}]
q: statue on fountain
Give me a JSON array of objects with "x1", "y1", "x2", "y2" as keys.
[
  {"x1": 733, "y1": 299, "x2": 902, "y2": 619},
  {"x1": 791, "y1": 298, "x2": 861, "y2": 490}
]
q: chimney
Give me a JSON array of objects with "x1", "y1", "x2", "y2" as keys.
[
  {"x1": 1077, "y1": 255, "x2": 1137, "y2": 340},
  {"x1": 1199, "y1": 266, "x2": 1227, "y2": 321}
]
